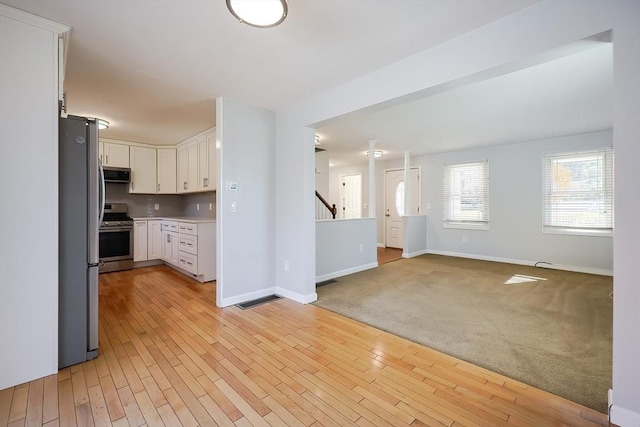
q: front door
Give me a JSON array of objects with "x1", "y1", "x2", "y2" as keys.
[{"x1": 385, "y1": 169, "x2": 420, "y2": 248}]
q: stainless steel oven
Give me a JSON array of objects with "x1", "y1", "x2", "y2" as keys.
[{"x1": 99, "y1": 203, "x2": 134, "y2": 273}]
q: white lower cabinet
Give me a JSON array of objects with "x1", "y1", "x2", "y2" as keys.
[
  {"x1": 161, "y1": 229, "x2": 179, "y2": 266},
  {"x1": 133, "y1": 221, "x2": 148, "y2": 261},
  {"x1": 135, "y1": 218, "x2": 215, "y2": 282},
  {"x1": 176, "y1": 221, "x2": 215, "y2": 282},
  {"x1": 148, "y1": 220, "x2": 163, "y2": 260}
]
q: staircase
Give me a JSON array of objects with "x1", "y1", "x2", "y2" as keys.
[{"x1": 315, "y1": 191, "x2": 336, "y2": 220}]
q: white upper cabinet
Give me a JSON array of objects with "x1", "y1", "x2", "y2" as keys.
[
  {"x1": 98, "y1": 127, "x2": 215, "y2": 195},
  {"x1": 198, "y1": 130, "x2": 216, "y2": 191},
  {"x1": 102, "y1": 142, "x2": 130, "y2": 168},
  {"x1": 177, "y1": 140, "x2": 199, "y2": 194},
  {"x1": 129, "y1": 146, "x2": 157, "y2": 194},
  {"x1": 157, "y1": 148, "x2": 176, "y2": 194},
  {"x1": 187, "y1": 140, "x2": 198, "y2": 193},
  {"x1": 177, "y1": 144, "x2": 188, "y2": 194}
]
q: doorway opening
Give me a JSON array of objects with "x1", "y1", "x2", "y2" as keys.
[{"x1": 339, "y1": 172, "x2": 363, "y2": 219}]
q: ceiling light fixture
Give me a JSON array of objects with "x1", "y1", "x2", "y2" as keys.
[
  {"x1": 366, "y1": 150, "x2": 384, "y2": 159},
  {"x1": 97, "y1": 119, "x2": 109, "y2": 130},
  {"x1": 226, "y1": 0, "x2": 288, "y2": 28}
]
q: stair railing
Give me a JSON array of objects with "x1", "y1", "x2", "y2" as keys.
[{"x1": 315, "y1": 191, "x2": 337, "y2": 219}]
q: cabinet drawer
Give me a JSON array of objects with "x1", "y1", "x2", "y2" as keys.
[
  {"x1": 178, "y1": 222, "x2": 197, "y2": 235},
  {"x1": 178, "y1": 251, "x2": 197, "y2": 275},
  {"x1": 162, "y1": 221, "x2": 178, "y2": 231},
  {"x1": 179, "y1": 233, "x2": 197, "y2": 255}
]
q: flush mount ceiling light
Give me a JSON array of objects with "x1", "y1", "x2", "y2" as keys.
[
  {"x1": 366, "y1": 150, "x2": 384, "y2": 159},
  {"x1": 97, "y1": 119, "x2": 109, "y2": 130},
  {"x1": 226, "y1": 0, "x2": 288, "y2": 28}
]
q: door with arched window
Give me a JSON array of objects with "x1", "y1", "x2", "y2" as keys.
[{"x1": 384, "y1": 168, "x2": 420, "y2": 248}]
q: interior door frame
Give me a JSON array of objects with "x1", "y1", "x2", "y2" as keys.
[
  {"x1": 338, "y1": 171, "x2": 364, "y2": 219},
  {"x1": 383, "y1": 166, "x2": 421, "y2": 248}
]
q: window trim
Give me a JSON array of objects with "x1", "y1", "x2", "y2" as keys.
[{"x1": 443, "y1": 160, "x2": 489, "y2": 231}]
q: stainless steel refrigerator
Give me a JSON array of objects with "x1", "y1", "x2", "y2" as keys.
[{"x1": 59, "y1": 115, "x2": 104, "y2": 368}]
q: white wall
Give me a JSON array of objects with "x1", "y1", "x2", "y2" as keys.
[
  {"x1": 330, "y1": 159, "x2": 418, "y2": 243},
  {"x1": 315, "y1": 150, "x2": 330, "y2": 197},
  {"x1": 0, "y1": 7, "x2": 68, "y2": 389},
  {"x1": 316, "y1": 218, "x2": 377, "y2": 282},
  {"x1": 216, "y1": 97, "x2": 276, "y2": 307},
  {"x1": 421, "y1": 130, "x2": 613, "y2": 274},
  {"x1": 403, "y1": 216, "x2": 428, "y2": 258},
  {"x1": 275, "y1": 2, "x2": 639, "y2": 423},
  {"x1": 611, "y1": 1, "x2": 640, "y2": 423}
]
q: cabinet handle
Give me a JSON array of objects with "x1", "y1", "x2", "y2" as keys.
[
  {"x1": 203, "y1": 177, "x2": 208, "y2": 187},
  {"x1": 157, "y1": 183, "x2": 160, "y2": 192},
  {"x1": 105, "y1": 155, "x2": 109, "y2": 164},
  {"x1": 183, "y1": 181, "x2": 187, "y2": 190},
  {"x1": 131, "y1": 181, "x2": 134, "y2": 191}
]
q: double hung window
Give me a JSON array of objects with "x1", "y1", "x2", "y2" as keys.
[
  {"x1": 542, "y1": 148, "x2": 613, "y2": 235},
  {"x1": 443, "y1": 161, "x2": 489, "y2": 229}
]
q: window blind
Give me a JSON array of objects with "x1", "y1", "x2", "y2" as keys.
[
  {"x1": 443, "y1": 161, "x2": 489, "y2": 228},
  {"x1": 542, "y1": 148, "x2": 613, "y2": 233}
]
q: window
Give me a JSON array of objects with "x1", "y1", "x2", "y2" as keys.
[
  {"x1": 542, "y1": 148, "x2": 613, "y2": 235},
  {"x1": 443, "y1": 161, "x2": 489, "y2": 229}
]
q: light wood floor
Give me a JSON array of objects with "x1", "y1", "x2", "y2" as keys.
[
  {"x1": 377, "y1": 247, "x2": 403, "y2": 265},
  {"x1": 0, "y1": 266, "x2": 611, "y2": 427}
]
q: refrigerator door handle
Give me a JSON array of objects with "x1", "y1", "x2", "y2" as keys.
[{"x1": 98, "y1": 158, "x2": 105, "y2": 224}]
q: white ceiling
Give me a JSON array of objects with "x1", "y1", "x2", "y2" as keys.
[
  {"x1": 317, "y1": 42, "x2": 613, "y2": 168},
  {"x1": 1, "y1": 0, "x2": 536, "y2": 145}
]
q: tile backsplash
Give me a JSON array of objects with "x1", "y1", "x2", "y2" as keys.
[{"x1": 105, "y1": 183, "x2": 215, "y2": 219}]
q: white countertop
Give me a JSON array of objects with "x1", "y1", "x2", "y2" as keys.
[{"x1": 132, "y1": 216, "x2": 215, "y2": 223}]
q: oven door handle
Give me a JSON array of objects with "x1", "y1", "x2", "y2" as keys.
[{"x1": 99, "y1": 227, "x2": 133, "y2": 233}]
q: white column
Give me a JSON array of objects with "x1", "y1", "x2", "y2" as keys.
[
  {"x1": 368, "y1": 140, "x2": 376, "y2": 218},
  {"x1": 403, "y1": 151, "x2": 411, "y2": 216}
]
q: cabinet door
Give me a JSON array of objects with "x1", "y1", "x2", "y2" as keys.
[
  {"x1": 129, "y1": 146, "x2": 157, "y2": 194},
  {"x1": 177, "y1": 145, "x2": 188, "y2": 194},
  {"x1": 197, "y1": 135, "x2": 208, "y2": 191},
  {"x1": 148, "y1": 221, "x2": 163, "y2": 260},
  {"x1": 157, "y1": 148, "x2": 176, "y2": 194},
  {"x1": 161, "y1": 230, "x2": 179, "y2": 265},
  {"x1": 187, "y1": 141, "x2": 198, "y2": 193},
  {"x1": 133, "y1": 221, "x2": 148, "y2": 262},
  {"x1": 103, "y1": 142, "x2": 130, "y2": 167},
  {"x1": 170, "y1": 234, "x2": 180, "y2": 265},
  {"x1": 207, "y1": 130, "x2": 216, "y2": 191}
]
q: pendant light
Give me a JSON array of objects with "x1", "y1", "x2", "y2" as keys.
[{"x1": 226, "y1": 0, "x2": 288, "y2": 28}]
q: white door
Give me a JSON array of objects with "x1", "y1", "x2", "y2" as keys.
[
  {"x1": 339, "y1": 173, "x2": 362, "y2": 219},
  {"x1": 385, "y1": 169, "x2": 420, "y2": 248}
]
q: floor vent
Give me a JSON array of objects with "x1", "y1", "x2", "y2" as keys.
[
  {"x1": 236, "y1": 295, "x2": 281, "y2": 309},
  {"x1": 316, "y1": 279, "x2": 337, "y2": 287}
]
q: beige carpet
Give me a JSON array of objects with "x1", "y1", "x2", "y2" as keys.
[{"x1": 314, "y1": 254, "x2": 613, "y2": 412}]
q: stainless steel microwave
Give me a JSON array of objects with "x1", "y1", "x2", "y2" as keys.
[{"x1": 102, "y1": 166, "x2": 131, "y2": 183}]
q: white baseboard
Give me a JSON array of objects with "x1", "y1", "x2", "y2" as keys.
[
  {"x1": 275, "y1": 287, "x2": 317, "y2": 304},
  {"x1": 426, "y1": 250, "x2": 613, "y2": 276},
  {"x1": 218, "y1": 287, "x2": 277, "y2": 308},
  {"x1": 316, "y1": 262, "x2": 379, "y2": 283},
  {"x1": 610, "y1": 404, "x2": 640, "y2": 427},
  {"x1": 377, "y1": 243, "x2": 385, "y2": 248},
  {"x1": 402, "y1": 249, "x2": 429, "y2": 259}
]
